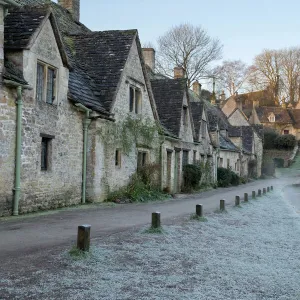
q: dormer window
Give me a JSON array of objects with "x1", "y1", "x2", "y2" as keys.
[
  {"x1": 268, "y1": 113, "x2": 275, "y2": 123},
  {"x1": 129, "y1": 86, "x2": 142, "y2": 114},
  {"x1": 36, "y1": 61, "x2": 57, "y2": 105},
  {"x1": 183, "y1": 106, "x2": 188, "y2": 125}
]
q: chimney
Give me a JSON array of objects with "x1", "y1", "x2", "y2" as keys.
[
  {"x1": 235, "y1": 92, "x2": 243, "y2": 111},
  {"x1": 220, "y1": 90, "x2": 226, "y2": 102},
  {"x1": 253, "y1": 99, "x2": 259, "y2": 108},
  {"x1": 142, "y1": 48, "x2": 155, "y2": 71},
  {"x1": 174, "y1": 66, "x2": 185, "y2": 79},
  {"x1": 192, "y1": 81, "x2": 201, "y2": 96},
  {"x1": 58, "y1": 0, "x2": 80, "y2": 22}
]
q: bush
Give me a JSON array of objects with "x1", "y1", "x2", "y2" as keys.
[
  {"x1": 217, "y1": 167, "x2": 241, "y2": 187},
  {"x1": 263, "y1": 128, "x2": 279, "y2": 149},
  {"x1": 183, "y1": 164, "x2": 202, "y2": 191},
  {"x1": 274, "y1": 134, "x2": 296, "y2": 150},
  {"x1": 273, "y1": 157, "x2": 284, "y2": 168}
]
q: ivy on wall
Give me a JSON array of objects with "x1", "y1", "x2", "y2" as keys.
[{"x1": 97, "y1": 114, "x2": 162, "y2": 154}]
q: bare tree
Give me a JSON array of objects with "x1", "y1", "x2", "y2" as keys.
[
  {"x1": 156, "y1": 23, "x2": 223, "y2": 87},
  {"x1": 248, "y1": 48, "x2": 300, "y2": 104},
  {"x1": 212, "y1": 60, "x2": 251, "y2": 96}
]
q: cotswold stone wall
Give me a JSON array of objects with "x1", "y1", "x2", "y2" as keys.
[
  {"x1": 263, "y1": 149, "x2": 296, "y2": 168},
  {"x1": 0, "y1": 20, "x2": 83, "y2": 216}
]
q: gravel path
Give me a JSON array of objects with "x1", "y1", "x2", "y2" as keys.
[{"x1": 1, "y1": 187, "x2": 300, "y2": 299}]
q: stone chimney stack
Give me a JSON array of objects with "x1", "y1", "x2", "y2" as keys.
[
  {"x1": 253, "y1": 99, "x2": 259, "y2": 108},
  {"x1": 235, "y1": 92, "x2": 243, "y2": 111},
  {"x1": 58, "y1": 0, "x2": 80, "y2": 22},
  {"x1": 174, "y1": 67, "x2": 185, "y2": 79},
  {"x1": 192, "y1": 81, "x2": 202, "y2": 96},
  {"x1": 142, "y1": 48, "x2": 155, "y2": 71}
]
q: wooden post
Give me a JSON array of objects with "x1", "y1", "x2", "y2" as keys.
[
  {"x1": 77, "y1": 224, "x2": 91, "y2": 252},
  {"x1": 235, "y1": 195, "x2": 240, "y2": 206},
  {"x1": 252, "y1": 191, "x2": 256, "y2": 199},
  {"x1": 263, "y1": 188, "x2": 266, "y2": 194},
  {"x1": 220, "y1": 199, "x2": 225, "y2": 211},
  {"x1": 267, "y1": 187, "x2": 270, "y2": 192},
  {"x1": 244, "y1": 193, "x2": 248, "y2": 202},
  {"x1": 271, "y1": 186, "x2": 273, "y2": 191},
  {"x1": 196, "y1": 204, "x2": 203, "y2": 217},
  {"x1": 258, "y1": 189, "x2": 262, "y2": 197},
  {"x1": 152, "y1": 212, "x2": 161, "y2": 228}
]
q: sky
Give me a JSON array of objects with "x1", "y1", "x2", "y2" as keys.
[{"x1": 66, "y1": 0, "x2": 300, "y2": 66}]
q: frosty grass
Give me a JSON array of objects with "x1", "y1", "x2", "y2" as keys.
[{"x1": 2, "y1": 189, "x2": 300, "y2": 300}]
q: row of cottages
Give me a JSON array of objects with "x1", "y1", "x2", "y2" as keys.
[
  {"x1": 0, "y1": 0, "x2": 262, "y2": 217},
  {"x1": 223, "y1": 90, "x2": 300, "y2": 139}
]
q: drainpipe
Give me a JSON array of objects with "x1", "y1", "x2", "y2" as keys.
[
  {"x1": 13, "y1": 86, "x2": 22, "y2": 216},
  {"x1": 75, "y1": 103, "x2": 92, "y2": 204}
]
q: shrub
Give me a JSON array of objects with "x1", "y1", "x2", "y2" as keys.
[
  {"x1": 263, "y1": 128, "x2": 279, "y2": 149},
  {"x1": 217, "y1": 167, "x2": 241, "y2": 187},
  {"x1": 274, "y1": 134, "x2": 296, "y2": 150},
  {"x1": 183, "y1": 164, "x2": 202, "y2": 191},
  {"x1": 137, "y1": 163, "x2": 160, "y2": 187},
  {"x1": 273, "y1": 157, "x2": 284, "y2": 168}
]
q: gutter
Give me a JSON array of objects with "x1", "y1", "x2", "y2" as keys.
[
  {"x1": 13, "y1": 86, "x2": 22, "y2": 216},
  {"x1": 75, "y1": 103, "x2": 92, "y2": 204}
]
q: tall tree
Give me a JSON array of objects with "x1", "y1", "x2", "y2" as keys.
[
  {"x1": 212, "y1": 60, "x2": 251, "y2": 96},
  {"x1": 156, "y1": 23, "x2": 223, "y2": 87}
]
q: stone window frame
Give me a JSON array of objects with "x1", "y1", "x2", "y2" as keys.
[
  {"x1": 182, "y1": 106, "x2": 188, "y2": 126},
  {"x1": 268, "y1": 113, "x2": 275, "y2": 123},
  {"x1": 115, "y1": 149, "x2": 122, "y2": 168},
  {"x1": 40, "y1": 134, "x2": 54, "y2": 171},
  {"x1": 36, "y1": 60, "x2": 58, "y2": 105},
  {"x1": 137, "y1": 150, "x2": 149, "y2": 170},
  {"x1": 129, "y1": 85, "x2": 142, "y2": 114}
]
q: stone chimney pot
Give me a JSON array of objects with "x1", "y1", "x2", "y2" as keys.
[
  {"x1": 142, "y1": 48, "x2": 155, "y2": 71},
  {"x1": 192, "y1": 81, "x2": 202, "y2": 96},
  {"x1": 174, "y1": 66, "x2": 185, "y2": 79},
  {"x1": 58, "y1": 0, "x2": 80, "y2": 22}
]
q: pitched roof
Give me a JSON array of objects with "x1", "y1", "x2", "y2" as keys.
[
  {"x1": 206, "y1": 105, "x2": 228, "y2": 131},
  {"x1": 69, "y1": 30, "x2": 137, "y2": 112},
  {"x1": 241, "y1": 126, "x2": 253, "y2": 153},
  {"x1": 228, "y1": 125, "x2": 241, "y2": 137},
  {"x1": 255, "y1": 107, "x2": 293, "y2": 124},
  {"x1": 3, "y1": 59, "x2": 28, "y2": 85},
  {"x1": 5, "y1": 6, "x2": 49, "y2": 49},
  {"x1": 251, "y1": 124, "x2": 264, "y2": 139},
  {"x1": 219, "y1": 133, "x2": 239, "y2": 152},
  {"x1": 288, "y1": 109, "x2": 300, "y2": 129},
  {"x1": 190, "y1": 101, "x2": 204, "y2": 140},
  {"x1": 151, "y1": 78, "x2": 187, "y2": 137}
]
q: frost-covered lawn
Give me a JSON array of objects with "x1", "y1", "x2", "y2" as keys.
[{"x1": 2, "y1": 190, "x2": 300, "y2": 300}]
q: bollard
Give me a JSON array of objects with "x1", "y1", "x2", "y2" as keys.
[
  {"x1": 271, "y1": 186, "x2": 273, "y2": 191},
  {"x1": 263, "y1": 188, "x2": 266, "y2": 194},
  {"x1": 196, "y1": 204, "x2": 203, "y2": 217},
  {"x1": 235, "y1": 195, "x2": 240, "y2": 206},
  {"x1": 252, "y1": 191, "x2": 256, "y2": 199},
  {"x1": 244, "y1": 193, "x2": 248, "y2": 202},
  {"x1": 77, "y1": 224, "x2": 91, "y2": 252},
  {"x1": 267, "y1": 187, "x2": 270, "y2": 192},
  {"x1": 152, "y1": 212, "x2": 161, "y2": 228},
  {"x1": 220, "y1": 199, "x2": 225, "y2": 211},
  {"x1": 258, "y1": 189, "x2": 262, "y2": 197}
]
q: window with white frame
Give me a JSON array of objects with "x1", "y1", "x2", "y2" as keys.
[
  {"x1": 268, "y1": 114, "x2": 275, "y2": 123},
  {"x1": 36, "y1": 61, "x2": 57, "y2": 105},
  {"x1": 129, "y1": 86, "x2": 142, "y2": 114}
]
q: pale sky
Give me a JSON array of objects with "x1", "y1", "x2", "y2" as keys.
[{"x1": 66, "y1": 0, "x2": 299, "y2": 66}]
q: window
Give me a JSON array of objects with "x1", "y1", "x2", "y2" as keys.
[
  {"x1": 182, "y1": 150, "x2": 189, "y2": 167},
  {"x1": 201, "y1": 121, "x2": 206, "y2": 138},
  {"x1": 183, "y1": 106, "x2": 188, "y2": 125},
  {"x1": 193, "y1": 150, "x2": 197, "y2": 164},
  {"x1": 219, "y1": 158, "x2": 223, "y2": 167},
  {"x1": 115, "y1": 149, "x2": 121, "y2": 167},
  {"x1": 41, "y1": 137, "x2": 52, "y2": 170},
  {"x1": 36, "y1": 62, "x2": 57, "y2": 104},
  {"x1": 129, "y1": 86, "x2": 142, "y2": 114},
  {"x1": 227, "y1": 159, "x2": 230, "y2": 169},
  {"x1": 137, "y1": 151, "x2": 148, "y2": 170},
  {"x1": 284, "y1": 130, "x2": 289, "y2": 135},
  {"x1": 268, "y1": 114, "x2": 275, "y2": 122}
]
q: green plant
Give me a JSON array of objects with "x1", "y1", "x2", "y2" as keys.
[
  {"x1": 263, "y1": 128, "x2": 279, "y2": 149},
  {"x1": 274, "y1": 134, "x2": 296, "y2": 150},
  {"x1": 143, "y1": 226, "x2": 164, "y2": 234},
  {"x1": 69, "y1": 245, "x2": 90, "y2": 259},
  {"x1": 190, "y1": 214, "x2": 208, "y2": 222},
  {"x1": 183, "y1": 164, "x2": 202, "y2": 191}
]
